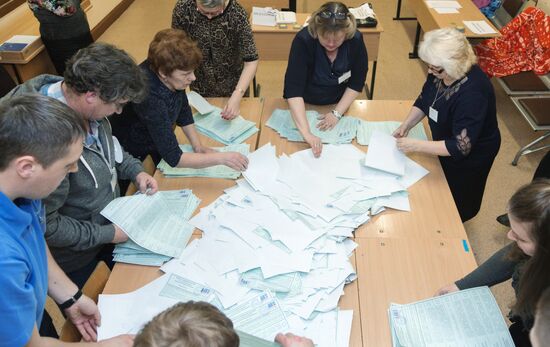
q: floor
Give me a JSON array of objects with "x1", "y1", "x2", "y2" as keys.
[{"x1": 48, "y1": 0, "x2": 547, "y2": 334}]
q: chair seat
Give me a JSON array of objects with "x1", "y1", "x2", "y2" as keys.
[
  {"x1": 518, "y1": 97, "x2": 550, "y2": 126},
  {"x1": 500, "y1": 71, "x2": 550, "y2": 92}
]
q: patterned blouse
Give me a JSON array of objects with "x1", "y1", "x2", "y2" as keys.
[
  {"x1": 172, "y1": 0, "x2": 259, "y2": 97},
  {"x1": 27, "y1": 0, "x2": 78, "y2": 16}
]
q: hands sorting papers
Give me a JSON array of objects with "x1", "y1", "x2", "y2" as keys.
[
  {"x1": 187, "y1": 91, "x2": 259, "y2": 145},
  {"x1": 101, "y1": 190, "x2": 200, "y2": 265},
  {"x1": 388, "y1": 287, "x2": 514, "y2": 347},
  {"x1": 357, "y1": 120, "x2": 427, "y2": 145},
  {"x1": 157, "y1": 143, "x2": 250, "y2": 178},
  {"x1": 267, "y1": 109, "x2": 360, "y2": 144}
]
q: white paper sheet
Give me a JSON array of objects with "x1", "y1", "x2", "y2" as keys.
[{"x1": 363, "y1": 131, "x2": 406, "y2": 176}]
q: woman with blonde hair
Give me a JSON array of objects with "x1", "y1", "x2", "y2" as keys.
[
  {"x1": 394, "y1": 28, "x2": 500, "y2": 222},
  {"x1": 283, "y1": 1, "x2": 368, "y2": 157}
]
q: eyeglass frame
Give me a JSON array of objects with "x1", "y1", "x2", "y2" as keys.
[
  {"x1": 318, "y1": 10, "x2": 349, "y2": 20},
  {"x1": 423, "y1": 61, "x2": 445, "y2": 74}
]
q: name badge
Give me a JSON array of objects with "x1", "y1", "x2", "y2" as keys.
[
  {"x1": 429, "y1": 106, "x2": 438, "y2": 123},
  {"x1": 338, "y1": 70, "x2": 351, "y2": 84}
]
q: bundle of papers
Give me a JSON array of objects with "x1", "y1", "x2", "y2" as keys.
[
  {"x1": 426, "y1": 1, "x2": 461, "y2": 14},
  {"x1": 251, "y1": 7, "x2": 297, "y2": 26},
  {"x1": 101, "y1": 190, "x2": 200, "y2": 266},
  {"x1": 349, "y1": 3, "x2": 376, "y2": 19},
  {"x1": 389, "y1": 286, "x2": 514, "y2": 347},
  {"x1": 266, "y1": 109, "x2": 360, "y2": 144},
  {"x1": 187, "y1": 91, "x2": 258, "y2": 145},
  {"x1": 357, "y1": 120, "x2": 428, "y2": 145},
  {"x1": 98, "y1": 143, "x2": 430, "y2": 345},
  {"x1": 157, "y1": 144, "x2": 250, "y2": 179}
]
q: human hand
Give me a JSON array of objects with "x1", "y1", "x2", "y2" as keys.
[
  {"x1": 396, "y1": 137, "x2": 423, "y2": 153},
  {"x1": 217, "y1": 151, "x2": 249, "y2": 171},
  {"x1": 392, "y1": 123, "x2": 410, "y2": 138},
  {"x1": 135, "y1": 172, "x2": 158, "y2": 195},
  {"x1": 434, "y1": 283, "x2": 459, "y2": 296},
  {"x1": 275, "y1": 333, "x2": 314, "y2": 347},
  {"x1": 316, "y1": 112, "x2": 339, "y2": 131},
  {"x1": 112, "y1": 224, "x2": 128, "y2": 243},
  {"x1": 64, "y1": 295, "x2": 100, "y2": 342},
  {"x1": 220, "y1": 93, "x2": 241, "y2": 120},
  {"x1": 304, "y1": 133, "x2": 322, "y2": 158},
  {"x1": 98, "y1": 334, "x2": 135, "y2": 347}
]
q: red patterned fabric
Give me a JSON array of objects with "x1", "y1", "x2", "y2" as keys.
[{"x1": 474, "y1": 7, "x2": 550, "y2": 77}]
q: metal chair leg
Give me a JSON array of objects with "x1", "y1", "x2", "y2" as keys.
[{"x1": 512, "y1": 131, "x2": 550, "y2": 166}]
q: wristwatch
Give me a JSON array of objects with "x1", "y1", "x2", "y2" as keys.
[
  {"x1": 59, "y1": 289, "x2": 83, "y2": 310},
  {"x1": 331, "y1": 109, "x2": 343, "y2": 119}
]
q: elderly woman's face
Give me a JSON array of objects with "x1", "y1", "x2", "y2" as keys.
[
  {"x1": 162, "y1": 69, "x2": 196, "y2": 91},
  {"x1": 318, "y1": 31, "x2": 346, "y2": 53},
  {"x1": 423, "y1": 61, "x2": 446, "y2": 79}
]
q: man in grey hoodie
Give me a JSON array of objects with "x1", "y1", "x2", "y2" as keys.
[{"x1": 0, "y1": 42, "x2": 158, "y2": 288}]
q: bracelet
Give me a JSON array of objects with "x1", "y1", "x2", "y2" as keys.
[
  {"x1": 235, "y1": 87, "x2": 245, "y2": 95},
  {"x1": 331, "y1": 109, "x2": 343, "y2": 119},
  {"x1": 59, "y1": 289, "x2": 83, "y2": 310}
]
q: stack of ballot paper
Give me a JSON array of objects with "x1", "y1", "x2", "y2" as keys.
[
  {"x1": 98, "y1": 143, "x2": 430, "y2": 345},
  {"x1": 357, "y1": 120, "x2": 428, "y2": 145},
  {"x1": 187, "y1": 91, "x2": 258, "y2": 145},
  {"x1": 266, "y1": 109, "x2": 360, "y2": 144},
  {"x1": 388, "y1": 286, "x2": 515, "y2": 347},
  {"x1": 101, "y1": 190, "x2": 200, "y2": 266},
  {"x1": 251, "y1": 7, "x2": 297, "y2": 26},
  {"x1": 157, "y1": 144, "x2": 250, "y2": 179}
]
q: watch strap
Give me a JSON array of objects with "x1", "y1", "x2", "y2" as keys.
[{"x1": 59, "y1": 289, "x2": 83, "y2": 310}]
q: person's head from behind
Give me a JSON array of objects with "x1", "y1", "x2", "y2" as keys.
[
  {"x1": 195, "y1": 0, "x2": 226, "y2": 19},
  {"x1": 531, "y1": 287, "x2": 550, "y2": 347},
  {"x1": 308, "y1": 2, "x2": 357, "y2": 53},
  {"x1": 148, "y1": 28, "x2": 202, "y2": 92},
  {"x1": 418, "y1": 27, "x2": 477, "y2": 81},
  {"x1": 64, "y1": 42, "x2": 147, "y2": 120},
  {"x1": 134, "y1": 301, "x2": 239, "y2": 347},
  {"x1": 0, "y1": 94, "x2": 86, "y2": 200},
  {"x1": 505, "y1": 179, "x2": 550, "y2": 325}
]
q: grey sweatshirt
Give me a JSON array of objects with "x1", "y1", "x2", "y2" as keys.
[{"x1": 1, "y1": 74, "x2": 144, "y2": 272}]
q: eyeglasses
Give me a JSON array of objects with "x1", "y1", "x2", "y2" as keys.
[
  {"x1": 318, "y1": 10, "x2": 348, "y2": 20},
  {"x1": 424, "y1": 62, "x2": 444, "y2": 74}
]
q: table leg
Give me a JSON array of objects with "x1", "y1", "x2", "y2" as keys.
[
  {"x1": 365, "y1": 60, "x2": 377, "y2": 100},
  {"x1": 288, "y1": 0, "x2": 296, "y2": 12},
  {"x1": 393, "y1": 0, "x2": 416, "y2": 20},
  {"x1": 408, "y1": 23, "x2": 421, "y2": 59}
]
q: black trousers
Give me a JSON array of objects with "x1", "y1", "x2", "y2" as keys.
[
  {"x1": 533, "y1": 150, "x2": 550, "y2": 180},
  {"x1": 42, "y1": 32, "x2": 93, "y2": 75}
]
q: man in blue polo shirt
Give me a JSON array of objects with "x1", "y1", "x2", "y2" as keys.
[{"x1": 0, "y1": 95, "x2": 132, "y2": 346}]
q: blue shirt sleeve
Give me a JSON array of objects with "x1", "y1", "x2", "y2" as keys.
[
  {"x1": 347, "y1": 32, "x2": 368, "y2": 92},
  {"x1": 0, "y1": 249, "x2": 37, "y2": 347},
  {"x1": 283, "y1": 33, "x2": 310, "y2": 99},
  {"x1": 133, "y1": 92, "x2": 183, "y2": 168},
  {"x1": 444, "y1": 90, "x2": 489, "y2": 160}
]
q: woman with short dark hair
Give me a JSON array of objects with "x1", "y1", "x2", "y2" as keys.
[{"x1": 113, "y1": 29, "x2": 248, "y2": 172}]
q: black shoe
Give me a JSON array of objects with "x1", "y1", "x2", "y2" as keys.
[{"x1": 496, "y1": 214, "x2": 510, "y2": 227}]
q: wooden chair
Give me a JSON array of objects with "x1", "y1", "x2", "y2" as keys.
[
  {"x1": 58, "y1": 261, "x2": 111, "y2": 342},
  {"x1": 125, "y1": 155, "x2": 156, "y2": 196}
]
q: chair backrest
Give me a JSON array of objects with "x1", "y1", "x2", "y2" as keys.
[
  {"x1": 125, "y1": 155, "x2": 156, "y2": 196},
  {"x1": 59, "y1": 261, "x2": 111, "y2": 342},
  {"x1": 503, "y1": 0, "x2": 527, "y2": 17}
]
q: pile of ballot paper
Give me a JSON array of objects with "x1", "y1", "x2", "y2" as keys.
[
  {"x1": 267, "y1": 109, "x2": 360, "y2": 144},
  {"x1": 101, "y1": 190, "x2": 200, "y2": 266},
  {"x1": 186, "y1": 91, "x2": 259, "y2": 145},
  {"x1": 356, "y1": 120, "x2": 428, "y2": 145},
  {"x1": 157, "y1": 144, "x2": 250, "y2": 179},
  {"x1": 389, "y1": 286, "x2": 515, "y2": 346},
  {"x1": 98, "y1": 140, "x2": 430, "y2": 345}
]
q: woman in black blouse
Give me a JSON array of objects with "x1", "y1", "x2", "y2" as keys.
[
  {"x1": 112, "y1": 29, "x2": 248, "y2": 172},
  {"x1": 394, "y1": 28, "x2": 500, "y2": 222},
  {"x1": 283, "y1": 2, "x2": 368, "y2": 157}
]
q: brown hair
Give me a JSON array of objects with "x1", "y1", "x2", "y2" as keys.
[
  {"x1": 308, "y1": 2, "x2": 356, "y2": 40},
  {"x1": 506, "y1": 179, "x2": 550, "y2": 325},
  {"x1": 134, "y1": 301, "x2": 239, "y2": 347},
  {"x1": 148, "y1": 28, "x2": 203, "y2": 76},
  {"x1": 534, "y1": 287, "x2": 550, "y2": 344}
]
